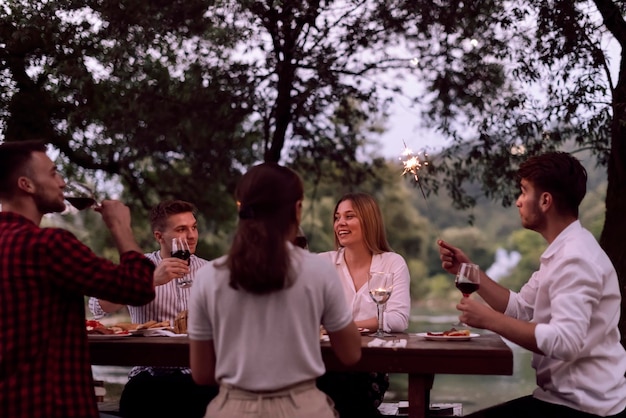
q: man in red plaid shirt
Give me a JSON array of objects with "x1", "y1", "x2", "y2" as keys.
[{"x1": 0, "y1": 140, "x2": 156, "y2": 418}]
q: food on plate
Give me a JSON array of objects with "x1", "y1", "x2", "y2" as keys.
[
  {"x1": 85, "y1": 319, "x2": 104, "y2": 331},
  {"x1": 85, "y1": 319, "x2": 129, "y2": 335},
  {"x1": 426, "y1": 328, "x2": 471, "y2": 337},
  {"x1": 86, "y1": 319, "x2": 170, "y2": 335},
  {"x1": 114, "y1": 322, "x2": 140, "y2": 331},
  {"x1": 135, "y1": 320, "x2": 170, "y2": 330},
  {"x1": 135, "y1": 320, "x2": 158, "y2": 330},
  {"x1": 174, "y1": 310, "x2": 188, "y2": 334}
]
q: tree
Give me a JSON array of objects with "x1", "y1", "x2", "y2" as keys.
[
  {"x1": 1, "y1": 0, "x2": 259, "y2": 225},
  {"x1": 0, "y1": 0, "x2": 411, "y2": 221}
]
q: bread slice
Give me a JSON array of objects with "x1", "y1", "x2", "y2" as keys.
[{"x1": 136, "y1": 320, "x2": 158, "y2": 330}]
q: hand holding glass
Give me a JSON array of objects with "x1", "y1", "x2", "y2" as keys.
[
  {"x1": 453, "y1": 263, "x2": 480, "y2": 326},
  {"x1": 171, "y1": 237, "x2": 192, "y2": 288},
  {"x1": 368, "y1": 271, "x2": 394, "y2": 338}
]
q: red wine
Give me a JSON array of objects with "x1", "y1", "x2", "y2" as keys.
[
  {"x1": 66, "y1": 197, "x2": 96, "y2": 210},
  {"x1": 456, "y1": 282, "x2": 479, "y2": 295},
  {"x1": 171, "y1": 249, "x2": 191, "y2": 262}
]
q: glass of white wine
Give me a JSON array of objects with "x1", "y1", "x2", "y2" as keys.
[{"x1": 368, "y1": 271, "x2": 394, "y2": 337}]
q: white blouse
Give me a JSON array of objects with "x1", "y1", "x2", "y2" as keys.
[{"x1": 319, "y1": 248, "x2": 411, "y2": 332}]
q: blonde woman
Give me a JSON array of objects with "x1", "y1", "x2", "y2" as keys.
[{"x1": 318, "y1": 192, "x2": 411, "y2": 417}]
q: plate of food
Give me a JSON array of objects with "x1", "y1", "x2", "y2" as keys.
[{"x1": 416, "y1": 329, "x2": 479, "y2": 341}]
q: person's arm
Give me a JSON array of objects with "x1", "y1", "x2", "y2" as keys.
[
  {"x1": 327, "y1": 322, "x2": 361, "y2": 365},
  {"x1": 438, "y1": 239, "x2": 510, "y2": 313},
  {"x1": 354, "y1": 317, "x2": 378, "y2": 331},
  {"x1": 45, "y1": 214, "x2": 155, "y2": 305},
  {"x1": 95, "y1": 200, "x2": 143, "y2": 255},
  {"x1": 88, "y1": 296, "x2": 124, "y2": 318},
  {"x1": 474, "y1": 269, "x2": 512, "y2": 313},
  {"x1": 190, "y1": 339, "x2": 217, "y2": 385},
  {"x1": 457, "y1": 297, "x2": 541, "y2": 353},
  {"x1": 93, "y1": 258, "x2": 191, "y2": 311},
  {"x1": 96, "y1": 300, "x2": 125, "y2": 314}
]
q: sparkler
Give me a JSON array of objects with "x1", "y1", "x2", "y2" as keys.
[{"x1": 400, "y1": 141, "x2": 429, "y2": 203}]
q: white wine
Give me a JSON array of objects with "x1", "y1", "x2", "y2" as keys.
[{"x1": 369, "y1": 288, "x2": 392, "y2": 304}]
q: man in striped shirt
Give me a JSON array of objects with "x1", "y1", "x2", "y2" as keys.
[{"x1": 89, "y1": 200, "x2": 218, "y2": 418}]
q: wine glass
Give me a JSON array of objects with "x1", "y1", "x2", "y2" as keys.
[
  {"x1": 64, "y1": 182, "x2": 98, "y2": 210},
  {"x1": 453, "y1": 263, "x2": 480, "y2": 327},
  {"x1": 368, "y1": 271, "x2": 394, "y2": 338},
  {"x1": 171, "y1": 237, "x2": 192, "y2": 288}
]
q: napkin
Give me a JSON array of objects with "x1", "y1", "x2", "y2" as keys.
[{"x1": 367, "y1": 338, "x2": 407, "y2": 348}]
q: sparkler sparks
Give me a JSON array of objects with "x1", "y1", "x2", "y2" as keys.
[
  {"x1": 400, "y1": 143, "x2": 429, "y2": 182},
  {"x1": 400, "y1": 142, "x2": 430, "y2": 204}
]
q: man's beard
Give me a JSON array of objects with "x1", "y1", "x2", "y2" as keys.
[
  {"x1": 522, "y1": 203, "x2": 546, "y2": 232},
  {"x1": 34, "y1": 193, "x2": 67, "y2": 214}
]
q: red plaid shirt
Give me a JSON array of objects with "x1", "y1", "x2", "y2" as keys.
[{"x1": 0, "y1": 212, "x2": 155, "y2": 418}]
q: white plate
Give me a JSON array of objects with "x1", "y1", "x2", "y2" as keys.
[
  {"x1": 134, "y1": 329, "x2": 185, "y2": 337},
  {"x1": 129, "y1": 327, "x2": 169, "y2": 334},
  {"x1": 416, "y1": 332, "x2": 480, "y2": 341},
  {"x1": 88, "y1": 332, "x2": 131, "y2": 338},
  {"x1": 358, "y1": 328, "x2": 371, "y2": 334}
]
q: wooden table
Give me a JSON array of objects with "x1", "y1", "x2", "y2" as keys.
[{"x1": 89, "y1": 332, "x2": 513, "y2": 418}]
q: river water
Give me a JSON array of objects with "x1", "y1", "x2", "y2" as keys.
[{"x1": 92, "y1": 313, "x2": 536, "y2": 415}]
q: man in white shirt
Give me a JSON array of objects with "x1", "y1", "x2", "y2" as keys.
[
  {"x1": 438, "y1": 152, "x2": 626, "y2": 418},
  {"x1": 89, "y1": 200, "x2": 217, "y2": 418}
]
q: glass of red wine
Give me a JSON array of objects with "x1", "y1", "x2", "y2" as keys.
[
  {"x1": 171, "y1": 237, "x2": 192, "y2": 288},
  {"x1": 453, "y1": 262, "x2": 480, "y2": 327},
  {"x1": 64, "y1": 182, "x2": 98, "y2": 211}
]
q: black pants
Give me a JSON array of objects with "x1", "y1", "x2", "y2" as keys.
[
  {"x1": 316, "y1": 371, "x2": 389, "y2": 418},
  {"x1": 469, "y1": 395, "x2": 626, "y2": 418},
  {"x1": 119, "y1": 371, "x2": 218, "y2": 418}
]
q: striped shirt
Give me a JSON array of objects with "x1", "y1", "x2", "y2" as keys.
[{"x1": 89, "y1": 250, "x2": 209, "y2": 376}]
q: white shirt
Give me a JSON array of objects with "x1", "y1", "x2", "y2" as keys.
[
  {"x1": 505, "y1": 221, "x2": 626, "y2": 416},
  {"x1": 188, "y1": 243, "x2": 353, "y2": 391},
  {"x1": 319, "y1": 248, "x2": 410, "y2": 332}
]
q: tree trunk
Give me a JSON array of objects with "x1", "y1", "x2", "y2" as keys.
[{"x1": 599, "y1": 49, "x2": 626, "y2": 349}]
